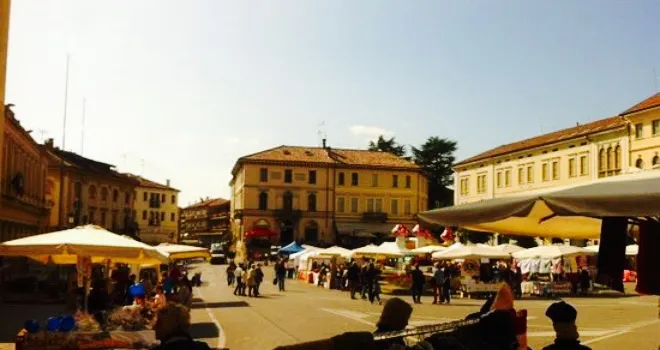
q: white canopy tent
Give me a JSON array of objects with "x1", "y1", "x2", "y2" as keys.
[
  {"x1": 410, "y1": 245, "x2": 446, "y2": 255},
  {"x1": 419, "y1": 171, "x2": 660, "y2": 239},
  {"x1": 477, "y1": 243, "x2": 526, "y2": 254},
  {"x1": 156, "y1": 243, "x2": 211, "y2": 261},
  {"x1": 314, "y1": 246, "x2": 352, "y2": 258},
  {"x1": 432, "y1": 242, "x2": 511, "y2": 260},
  {"x1": 0, "y1": 225, "x2": 168, "y2": 265},
  {"x1": 350, "y1": 243, "x2": 405, "y2": 259},
  {"x1": 512, "y1": 245, "x2": 595, "y2": 260},
  {"x1": 585, "y1": 244, "x2": 638, "y2": 256}
]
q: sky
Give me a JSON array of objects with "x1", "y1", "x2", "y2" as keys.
[{"x1": 6, "y1": 1, "x2": 660, "y2": 206}]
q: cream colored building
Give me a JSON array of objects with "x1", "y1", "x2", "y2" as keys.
[
  {"x1": 230, "y1": 143, "x2": 428, "y2": 249},
  {"x1": 454, "y1": 93, "x2": 660, "y2": 205},
  {"x1": 127, "y1": 175, "x2": 180, "y2": 244}
]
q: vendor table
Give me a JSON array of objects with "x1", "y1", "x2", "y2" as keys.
[{"x1": 16, "y1": 330, "x2": 156, "y2": 350}]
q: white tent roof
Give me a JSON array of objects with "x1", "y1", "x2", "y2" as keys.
[
  {"x1": 350, "y1": 243, "x2": 404, "y2": 258},
  {"x1": 0, "y1": 225, "x2": 168, "y2": 265},
  {"x1": 315, "y1": 246, "x2": 352, "y2": 258},
  {"x1": 477, "y1": 243, "x2": 526, "y2": 254},
  {"x1": 156, "y1": 243, "x2": 210, "y2": 261},
  {"x1": 410, "y1": 245, "x2": 446, "y2": 254},
  {"x1": 432, "y1": 242, "x2": 510, "y2": 260},
  {"x1": 585, "y1": 244, "x2": 638, "y2": 256},
  {"x1": 512, "y1": 245, "x2": 594, "y2": 259}
]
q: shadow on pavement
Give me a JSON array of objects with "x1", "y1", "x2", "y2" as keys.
[
  {"x1": 191, "y1": 301, "x2": 249, "y2": 309},
  {"x1": 189, "y1": 322, "x2": 220, "y2": 339}
]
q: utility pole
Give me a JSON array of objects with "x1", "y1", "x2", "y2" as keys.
[
  {"x1": 81, "y1": 98, "x2": 86, "y2": 155},
  {"x1": 58, "y1": 54, "x2": 71, "y2": 228}
]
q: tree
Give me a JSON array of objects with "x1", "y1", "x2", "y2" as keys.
[
  {"x1": 368, "y1": 135, "x2": 406, "y2": 157},
  {"x1": 411, "y1": 137, "x2": 458, "y2": 209}
]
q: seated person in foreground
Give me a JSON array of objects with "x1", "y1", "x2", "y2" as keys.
[{"x1": 542, "y1": 301, "x2": 591, "y2": 350}]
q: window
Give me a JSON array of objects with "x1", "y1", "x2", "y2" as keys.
[
  {"x1": 568, "y1": 157, "x2": 577, "y2": 178},
  {"x1": 284, "y1": 169, "x2": 293, "y2": 183},
  {"x1": 283, "y1": 191, "x2": 293, "y2": 210},
  {"x1": 371, "y1": 174, "x2": 379, "y2": 187},
  {"x1": 143, "y1": 192, "x2": 148, "y2": 201},
  {"x1": 307, "y1": 193, "x2": 316, "y2": 212},
  {"x1": 351, "y1": 173, "x2": 359, "y2": 186},
  {"x1": 100, "y1": 187, "x2": 108, "y2": 201},
  {"x1": 517, "y1": 167, "x2": 524, "y2": 185},
  {"x1": 142, "y1": 211, "x2": 147, "y2": 220},
  {"x1": 542, "y1": 163, "x2": 549, "y2": 181},
  {"x1": 113, "y1": 189, "x2": 119, "y2": 202},
  {"x1": 654, "y1": 156, "x2": 660, "y2": 166},
  {"x1": 636, "y1": 158, "x2": 644, "y2": 169},
  {"x1": 375, "y1": 198, "x2": 383, "y2": 212},
  {"x1": 599, "y1": 148, "x2": 606, "y2": 172},
  {"x1": 258, "y1": 191, "x2": 268, "y2": 210},
  {"x1": 526, "y1": 165, "x2": 534, "y2": 183},
  {"x1": 337, "y1": 197, "x2": 346, "y2": 213},
  {"x1": 405, "y1": 175, "x2": 411, "y2": 188},
  {"x1": 614, "y1": 146, "x2": 621, "y2": 169},
  {"x1": 304, "y1": 221, "x2": 319, "y2": 242},
  {"x1": 392, "y1": 175, "x2": 399, "y2": 188},
  {"x1": 460, "y1": 178, "x2": 469, "y2": 195},
  {"x1": 367, "y1": 198, "x2": 374, "y2": 212},
  {"x1": 579, "y1": 155, "x2": 588, "y2": 175},
  {"x1": 125, "y1": 192, "x2": 131, "y2": 204},
  {"x1": 391, "y1": 199, "x2": 399, "y2": 215},
  {"x1": 338, "y1": 172, "x2": 345, "y2": 186},
  {"x1": 404, "y1": 200, "x2": 411, "y2": 215},
  {"x1": 308, "y1": 170, "x2": 317, "y2": 184},
  {"x1": 160, "y1": 212, "x2": 165, "y2": 221},
  {"x1": 552, "y1": 160, "x2": 559, "y2": 180},
  {"x1": 654, "y1": 120, "x2": 660, "y2": 135},
  {"x1": 350, "y1": 198, "x2": 358, "y2": 213},
  {"x1": 606, "y1": 147, "x2": 612, "y2": 169},
  {"x1": 171, "y1": 195, "x2": 176, "y2": 204},
  {"x1": 635, "y1": 123, "x2": 643, "y2": 138},
  {"x1": 89, "y1": 185, "x2": 97, "y2": 199},
  {"x1": 89, "y1": 210, "x2": 96, "y2": 223},
  {"x1": 171, "y1": 213, "x2": 175, "y2": 221},
  {"x1": 161, "y1": 194, "x2": 166, "y2": 203},
  {"x1": 496, "y1": 171, "x2": 502, "y2": 188},
  {"x1": 504, "y1": 169, "x2": 511, "y2": 187},
  {"x1": 477, "y1": 174, "x2": 487, "y2": 194},
  {"x1": 260, "y1": 168, "x2": 268, "y2": 182}
]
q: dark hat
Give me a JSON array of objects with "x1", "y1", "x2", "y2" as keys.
[
  {"x1": 377, "y1": 297, "x2": 413, "y2": 331},
  {"x1": 545, "y1": 301, "x2": 577, "y2": 324}
]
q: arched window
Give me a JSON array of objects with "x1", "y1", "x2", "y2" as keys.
[
  {"x1": 307, "y1": 193, "x2": 317, "y2": 212},
  {"x1": 125, "y1": 192, "x2": 131, "y2": 204},
  {"x1": 653, "y1": 156, "x2": 660, "y2": 166},
  {"x1": 258, "y1": 191, "x2": 268, "y2": 210},
  {"x1": 599, "y1": 148, "x2": 606, "y2": 171},
  {"x1": 636, "y1": 158, "x2": 644, "y2": 169},
  {"x1": 112, "y1": 189, "x2": 119, "y2": 202},
  {"x1": 89, "y1": 185, "x2": 97, "y2": 199},
  {"x1": 606, "y1": 147, "x2": 613, "y2": 170},
  {"x1": 304, "y1": 220, "x2": 319, "y2": 242},
  {"x1": 101, "y1": 187, "x2": 109, "y2": 201},
  {"x1": 283, "y1": 191, "x2": 293, "y2": 211},
  {"x1": 614, "y1": 145, "x2": 621, "y2": 170}
]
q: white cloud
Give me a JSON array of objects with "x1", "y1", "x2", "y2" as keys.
[
  {"x1": 224, "y1": 137, "x2": 241, "y2": 144},
  {"x1": 349, "y1": 125, "x2": 394, "y2": 141}
]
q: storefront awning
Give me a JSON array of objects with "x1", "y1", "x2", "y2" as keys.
[
  {"x1": 246, "y1": 227, "x2": 277, "y2": 238},
  {"x1": 335, "y1": 222, "x2": 394, "y2": 238}
]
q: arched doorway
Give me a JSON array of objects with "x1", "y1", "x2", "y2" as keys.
[
  {"x1": 304, "y1": 221, "x2": 319, "y2": 243},
  {"x1": 636, "y1": 158, "x2": 644, "y2": 169},
  {"x1": 280, "y1": 220, "x2": 294, "y2": 245}
]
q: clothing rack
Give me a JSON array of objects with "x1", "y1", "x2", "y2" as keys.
[{"x1": 372, "y1": 318, "x2": 480, "y2": 341}]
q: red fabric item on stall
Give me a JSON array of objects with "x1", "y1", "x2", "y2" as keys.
[
  {"x1": 440, "y1": 227, "x2": 454, "y2": 241},
  {"x1": 392, "y1": 224, "x2": 411, "y2": 237}
]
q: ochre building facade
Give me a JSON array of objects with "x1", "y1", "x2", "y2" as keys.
[{"x1": 127, "y1": 175, "x2": 180, "y2": 244}]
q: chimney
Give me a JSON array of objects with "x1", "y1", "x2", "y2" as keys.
[
  {"x1": 322, "y1": 138, "x2": 327, "y2": 149},
  {"x1": 166, "y1": 179, "x2": 170, "y2": 187},
  {"x1": 45, "y1": 138, "x2": 54, "y2": 149}
]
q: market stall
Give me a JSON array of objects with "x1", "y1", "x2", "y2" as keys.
[
  {"x1": 156, "y1": 243, "x2": 210, "y2": 261},
  {"x1": 432, "y1": 243, "x2": 511, "y2": 297}
]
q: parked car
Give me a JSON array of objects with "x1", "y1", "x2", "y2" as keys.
[{"x1": 209, "y1": 246, "x2": 226, "y2": 265}]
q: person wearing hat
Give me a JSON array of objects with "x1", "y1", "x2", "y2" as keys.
[{"x1": 542, "y1": 301, "x2": 591, "y2": 350}]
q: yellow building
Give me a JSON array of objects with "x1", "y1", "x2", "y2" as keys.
[
  {"x1": 230, "y1": 143, "x2": 428, "y2": 248},
  {"x1": 126, "y1": 175, "x2": 180, "y2": 244},
  {"x1": 453, "y1": 93, "x2": 660, "y2": 206},
  {"x1": 43, "y1": 139, "x2": 138, "y2": 233},
  {"x1": 0, "y1": 0, "x2": 12, "y2": 210}
]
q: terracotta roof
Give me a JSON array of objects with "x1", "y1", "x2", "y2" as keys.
[
  {"x1": 454, "y1": 116, "x2": 626, "y2": 167},
  {"x1": 233, "y1": 145, "x2": 419, "y2": 174},
  {"x1": 47, "y1": 148, "x2": 137, "y2": 184},
  {"x1": 123, "y1": 174, "x2": 180, "y2": 192},
  {"x1": 620, "y1": 93, "x2": 660, "y2": 116},
  {"x1": 183, "y1": 197, "x2": 229, "y2": 210}
]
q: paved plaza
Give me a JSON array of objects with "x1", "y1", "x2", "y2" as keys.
[{"x1": 0, "y1": 263, "x2": 657, "y2": 350}]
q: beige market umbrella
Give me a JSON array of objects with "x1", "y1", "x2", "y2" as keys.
[
  {"x1": 157, "y1": 243, "x2": 211, "y2": 261},
  {"x1": 512, "y1": 245, "x2": 594, "y2": 259},
  {"x1": 432, "y1": 242, "x2": 510, "y2": 260},
  {"x1": 0, "y1": 225, "x2": 168, "y2": 265},
  {"x1": 315, "y1": 246, "x2": 352, "y2": 258},
  {"x1": 350, "y1": 244, "x2": 404, "y2": 259}
]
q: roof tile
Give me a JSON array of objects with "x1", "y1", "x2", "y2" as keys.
[{"x1": 620, "y1": 93, "x2": 660, "y2": 116}]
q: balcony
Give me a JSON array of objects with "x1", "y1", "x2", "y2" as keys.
[
  {"x1": 362, "y1": 211, "x2": 388, "y2": 223},
  {"x1": 274, "y1": 208, "x2": 302, "y2": 222}
]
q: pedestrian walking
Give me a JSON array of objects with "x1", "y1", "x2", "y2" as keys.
[
  {"x1": 360, "y1": 264, "x2": 370, "y2": 299},
  {"x1": 347, "y1": 262, "x2": 360, "y2": 299},
  {"x1": 233, "y1": 264, "x2": 244, "y2": 296},
  {"x1": 369, "y1": 264, "x2": 382, "y2": 304},
  {"x1": 247, "y1": 265, "x2": 257, "y2": 297},
  {"x1": 432, "y1": 262, "x2": 444, "y2": 304},
  {"x1": 254, "y1": 263, "x2": 264, "y2": 296},
  {"x1": 441, "y1": 265, "x2": 451, "y2": 304},
  {"x1": 410, "y1": 264, "x2": 425, "y2": 304},
  {"x1": 240, "y1": 265, "x2": 248, "y2": 296},
  {"x1": 275, "y1": 258, "x2": 287, "y2": 292},
  {"x1": 226, "y1": 261, "x2": 236, "y2": 286}
]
